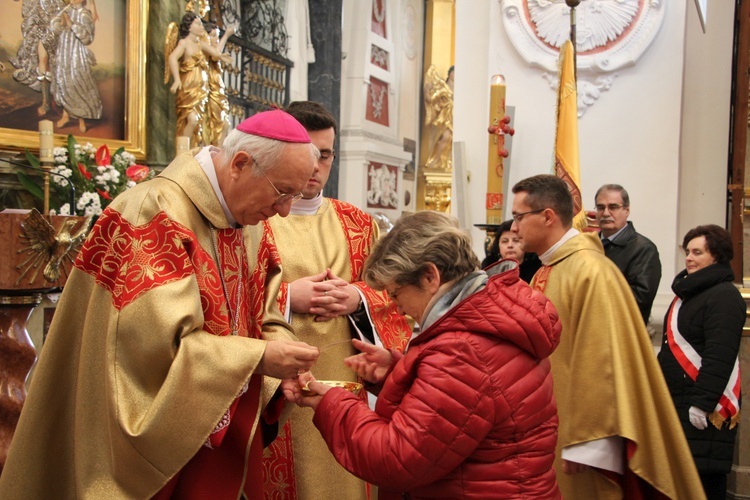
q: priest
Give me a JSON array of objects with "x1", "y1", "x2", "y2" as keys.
[
  {"x1": 510, "y1": 174, "x2": 704, "y2": 499},
  {"x1": 0, "y1": 110, "x2": 321, "y2": 499},
  {"x1": 260, "y1": 101, "x2": 412, "y2": 499}
]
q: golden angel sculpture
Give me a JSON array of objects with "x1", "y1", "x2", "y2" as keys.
[
  {"x1": 423, "y1": 65, "x2": 454, "y2": 170},
  {"x1": 205, "y1": 22, "x2": 235, "y2": 146},
  {"x1": 15, "y1": 209, "x2": 92, "y2": 285},
  {"x1": 164, "y1": 12, "x2": 231, "y2": 148}
]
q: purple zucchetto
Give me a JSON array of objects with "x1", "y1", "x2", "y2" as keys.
[{"x1": 236, "y1": 109, "x2": 311, "y2": 143}]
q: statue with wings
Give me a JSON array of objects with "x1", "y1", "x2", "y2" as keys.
[
  {"x1": 15, "y1": 209, "x2": 92, "y2": 286},
  {"x1": 165, "y1": 10, "x2": 232, "y2": 149},
  {"x1": 423, "y1": 65, "x2": 454, "y2": 170}
]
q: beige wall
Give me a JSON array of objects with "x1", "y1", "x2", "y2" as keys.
[
  {"x1": 678, "y1": 1, "x2": 736, "y2": 274},
  {"x1": 453, "y1": 1, "x2": 735, "y2": 324}
]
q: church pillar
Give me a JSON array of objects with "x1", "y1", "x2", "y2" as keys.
[
  {"x1": 337, "y1": 0, "x2": 412, "y2": 217},
  {"x1": 417, "y1": 0, "x2": 455, "y2": 212},
  {"x1": 308, "y1": 0, "x2": 343, "y2": 199}
]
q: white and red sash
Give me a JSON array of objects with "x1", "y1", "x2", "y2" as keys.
[{"x1": 666, "y1": 297, "x2": 741, "y2": 429}]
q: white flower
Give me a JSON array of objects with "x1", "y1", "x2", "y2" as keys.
[
  {"x1": 53, "y1": 147, "x2": 68, "y2": 164},
  {"x1": 45, "y1": 137, "x2": 149, "y2": 216},
  {"x1": 51, "y1": 165, "x2": 72, "y2": 187},
  {"x1": 120, "y1": 151, "x2": 136, "y2": 166},
  {"x1": 77, "y1": 191, "x2": 102, "y2": 214},
  {"x1": 59, "y1": 203, "x2": 71, "y2": 216},
  {"x1": 83, "y1": 205, "x2": 102, "y2": 216}
]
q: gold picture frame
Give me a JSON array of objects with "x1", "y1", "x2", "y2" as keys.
[{"x1": 0, "y1": 0, "x2": 147, "y2": 159}]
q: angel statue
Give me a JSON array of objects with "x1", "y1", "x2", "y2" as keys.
[
  {"x1": 205, "y1": 22, "x2": 235, "y2": 146},
  {"x1": 423, "y1": 65, "x2": 454, "y2": 170},
  {"x1": 164, "y1": 12, "x2": 230, "y2": 148}
]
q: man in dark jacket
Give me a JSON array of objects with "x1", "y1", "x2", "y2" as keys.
[{"x1": 595, "y1": 184, "x2": 661, "y2": 325}]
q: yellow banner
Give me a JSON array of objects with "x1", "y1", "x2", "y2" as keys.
[{"x1": 554, "y1": 40, "x2": 587, "y2": 230}]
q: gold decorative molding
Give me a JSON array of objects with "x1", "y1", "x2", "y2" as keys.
[
  {"x1": 421, "y1": 169, "x2": 452, "y2": 213},
  {"x1": 0, "y1": 0, "x2": 148, "y2": 159},
  {"x1": 418, "y1": 0, "x2": 455, "y2": 211}
]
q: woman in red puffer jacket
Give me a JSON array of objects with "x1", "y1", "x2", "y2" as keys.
[{"x1": 287, "y1": 211, "x2": 562, "y2": 499}]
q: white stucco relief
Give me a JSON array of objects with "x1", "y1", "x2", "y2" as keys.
[{"x1": 501, "y1": 0, "x2": 665, "y2": 116}]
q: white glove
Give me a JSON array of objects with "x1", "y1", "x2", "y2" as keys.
[{"x1": 688, "y1": 406, "x2": 708, "y2": 430}]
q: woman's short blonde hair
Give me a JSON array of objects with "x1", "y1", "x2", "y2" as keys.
[{"x1": 363, "y1": 211, "x2": 480, "y2": 290}]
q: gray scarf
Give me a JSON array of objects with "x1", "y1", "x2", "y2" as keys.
[{"x1": 418, "y1": 271, "x2": 488, "y2": 334}]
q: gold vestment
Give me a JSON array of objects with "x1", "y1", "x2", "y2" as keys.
[
  {"x1": 532, "y1": 232, "x2": 704, "y2": 500},
  {"x1": 262, "y1": 198, "x2": 411, "y2": 500},
  {"x1": 0, "y1": 152, "x2": 292, "y2": 498}
]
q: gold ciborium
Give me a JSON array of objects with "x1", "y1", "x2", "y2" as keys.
[{"x1": 301, "y1": 380, "x2": 363, "y2": 397}]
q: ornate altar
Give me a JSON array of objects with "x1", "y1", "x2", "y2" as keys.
[{"x1": 0, "y1": 210, "x2": 90, "y2": 474}]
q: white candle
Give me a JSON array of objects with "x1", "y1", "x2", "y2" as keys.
[
  {"x1": 486, "y1": 75, "x2": 506, "y2": 224},
  {"x1": 39, "y1": 120, "x2": 54, "y2": 163}
]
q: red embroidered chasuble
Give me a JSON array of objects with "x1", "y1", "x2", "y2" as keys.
[{"x1": 81, "y1": 213, "x2": 280, "y2": 499}]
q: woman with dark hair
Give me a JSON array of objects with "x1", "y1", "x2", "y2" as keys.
[
  {"x1": 481, "y1": 219, "x2": 542, "y2": 283},
  {"x1": 287, "y1": 211, "x2": 562, "y2": 498},
  {"x1": 658, "y1": 224, "x2": 745, "y2": 500}
]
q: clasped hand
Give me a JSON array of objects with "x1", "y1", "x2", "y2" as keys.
[{"x1": 290, "y1": 269, "x2": 360, "y2": 321}]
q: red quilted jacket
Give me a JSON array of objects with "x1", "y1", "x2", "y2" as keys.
[{"x1": 313, "y1": 266, "x2": 562, "y2": 499}]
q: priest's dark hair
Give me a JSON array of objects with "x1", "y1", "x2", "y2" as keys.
[
  {"x1": 285, "y1": 101, "x2": 338, "y2": 134},
  {"x1": 512, "y1": 174, "x2": 574, "y2": 227}
]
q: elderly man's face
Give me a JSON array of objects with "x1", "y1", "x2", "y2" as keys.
[
  {"x1": 227, "y1": 143, "x2": 314, "y2": 226},
  {"x1": 595, "y1": 189, "x2": 629, "y2": 238}
]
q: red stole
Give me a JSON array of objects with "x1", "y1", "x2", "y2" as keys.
[{"x1": 152, "y1": 226, "x2": 272, "y2": 498}]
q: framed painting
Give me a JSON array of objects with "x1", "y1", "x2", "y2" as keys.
[{"x1": 0, "y1": 0, "x2": 147, "y2": 159}]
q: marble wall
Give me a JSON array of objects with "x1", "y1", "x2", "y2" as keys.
[{"x1": 146, "y1": 0, "x2": 182, "y2": 169}]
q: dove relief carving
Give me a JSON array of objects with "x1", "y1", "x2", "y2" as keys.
[
  {"x1": 501, "y1": 0, "x2": 665, "y2": 115},
  {"x1": 15, "y1": 209, "x2": 92, "y2": 286}
]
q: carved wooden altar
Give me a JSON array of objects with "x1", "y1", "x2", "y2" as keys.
[{"x1": 0, "y1": 211, "x2": 89, "y2": 475}]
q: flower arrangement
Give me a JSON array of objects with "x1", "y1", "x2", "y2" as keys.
[{"x1": 18, "y1": 135, "x2": 152, "y2": 216}]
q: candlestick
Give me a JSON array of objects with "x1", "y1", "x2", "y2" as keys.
[
  {"x1": 39, "y1": 120, "x2": 54, "y2": 215},
  {"x1": 486, "y1": 75, "x2": 506, "y2": 225}
]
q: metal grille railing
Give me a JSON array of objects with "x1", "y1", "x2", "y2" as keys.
[{"x1": 213, "y1": 0, "x2": 292, "y2": 125}]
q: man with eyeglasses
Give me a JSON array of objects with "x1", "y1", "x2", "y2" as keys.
[
  {"x1": 261, "y1": 101, "x2": 411, "y2": 500},
  {"x1": 509, "y1": 174, "x2": 702, "y2": 500},
  {"x1": 0, "y1": 109, "x2": 323, "y2": 499},
  {"x1": 595, "y1": 184, "x2": 661, "y2": 325}
]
